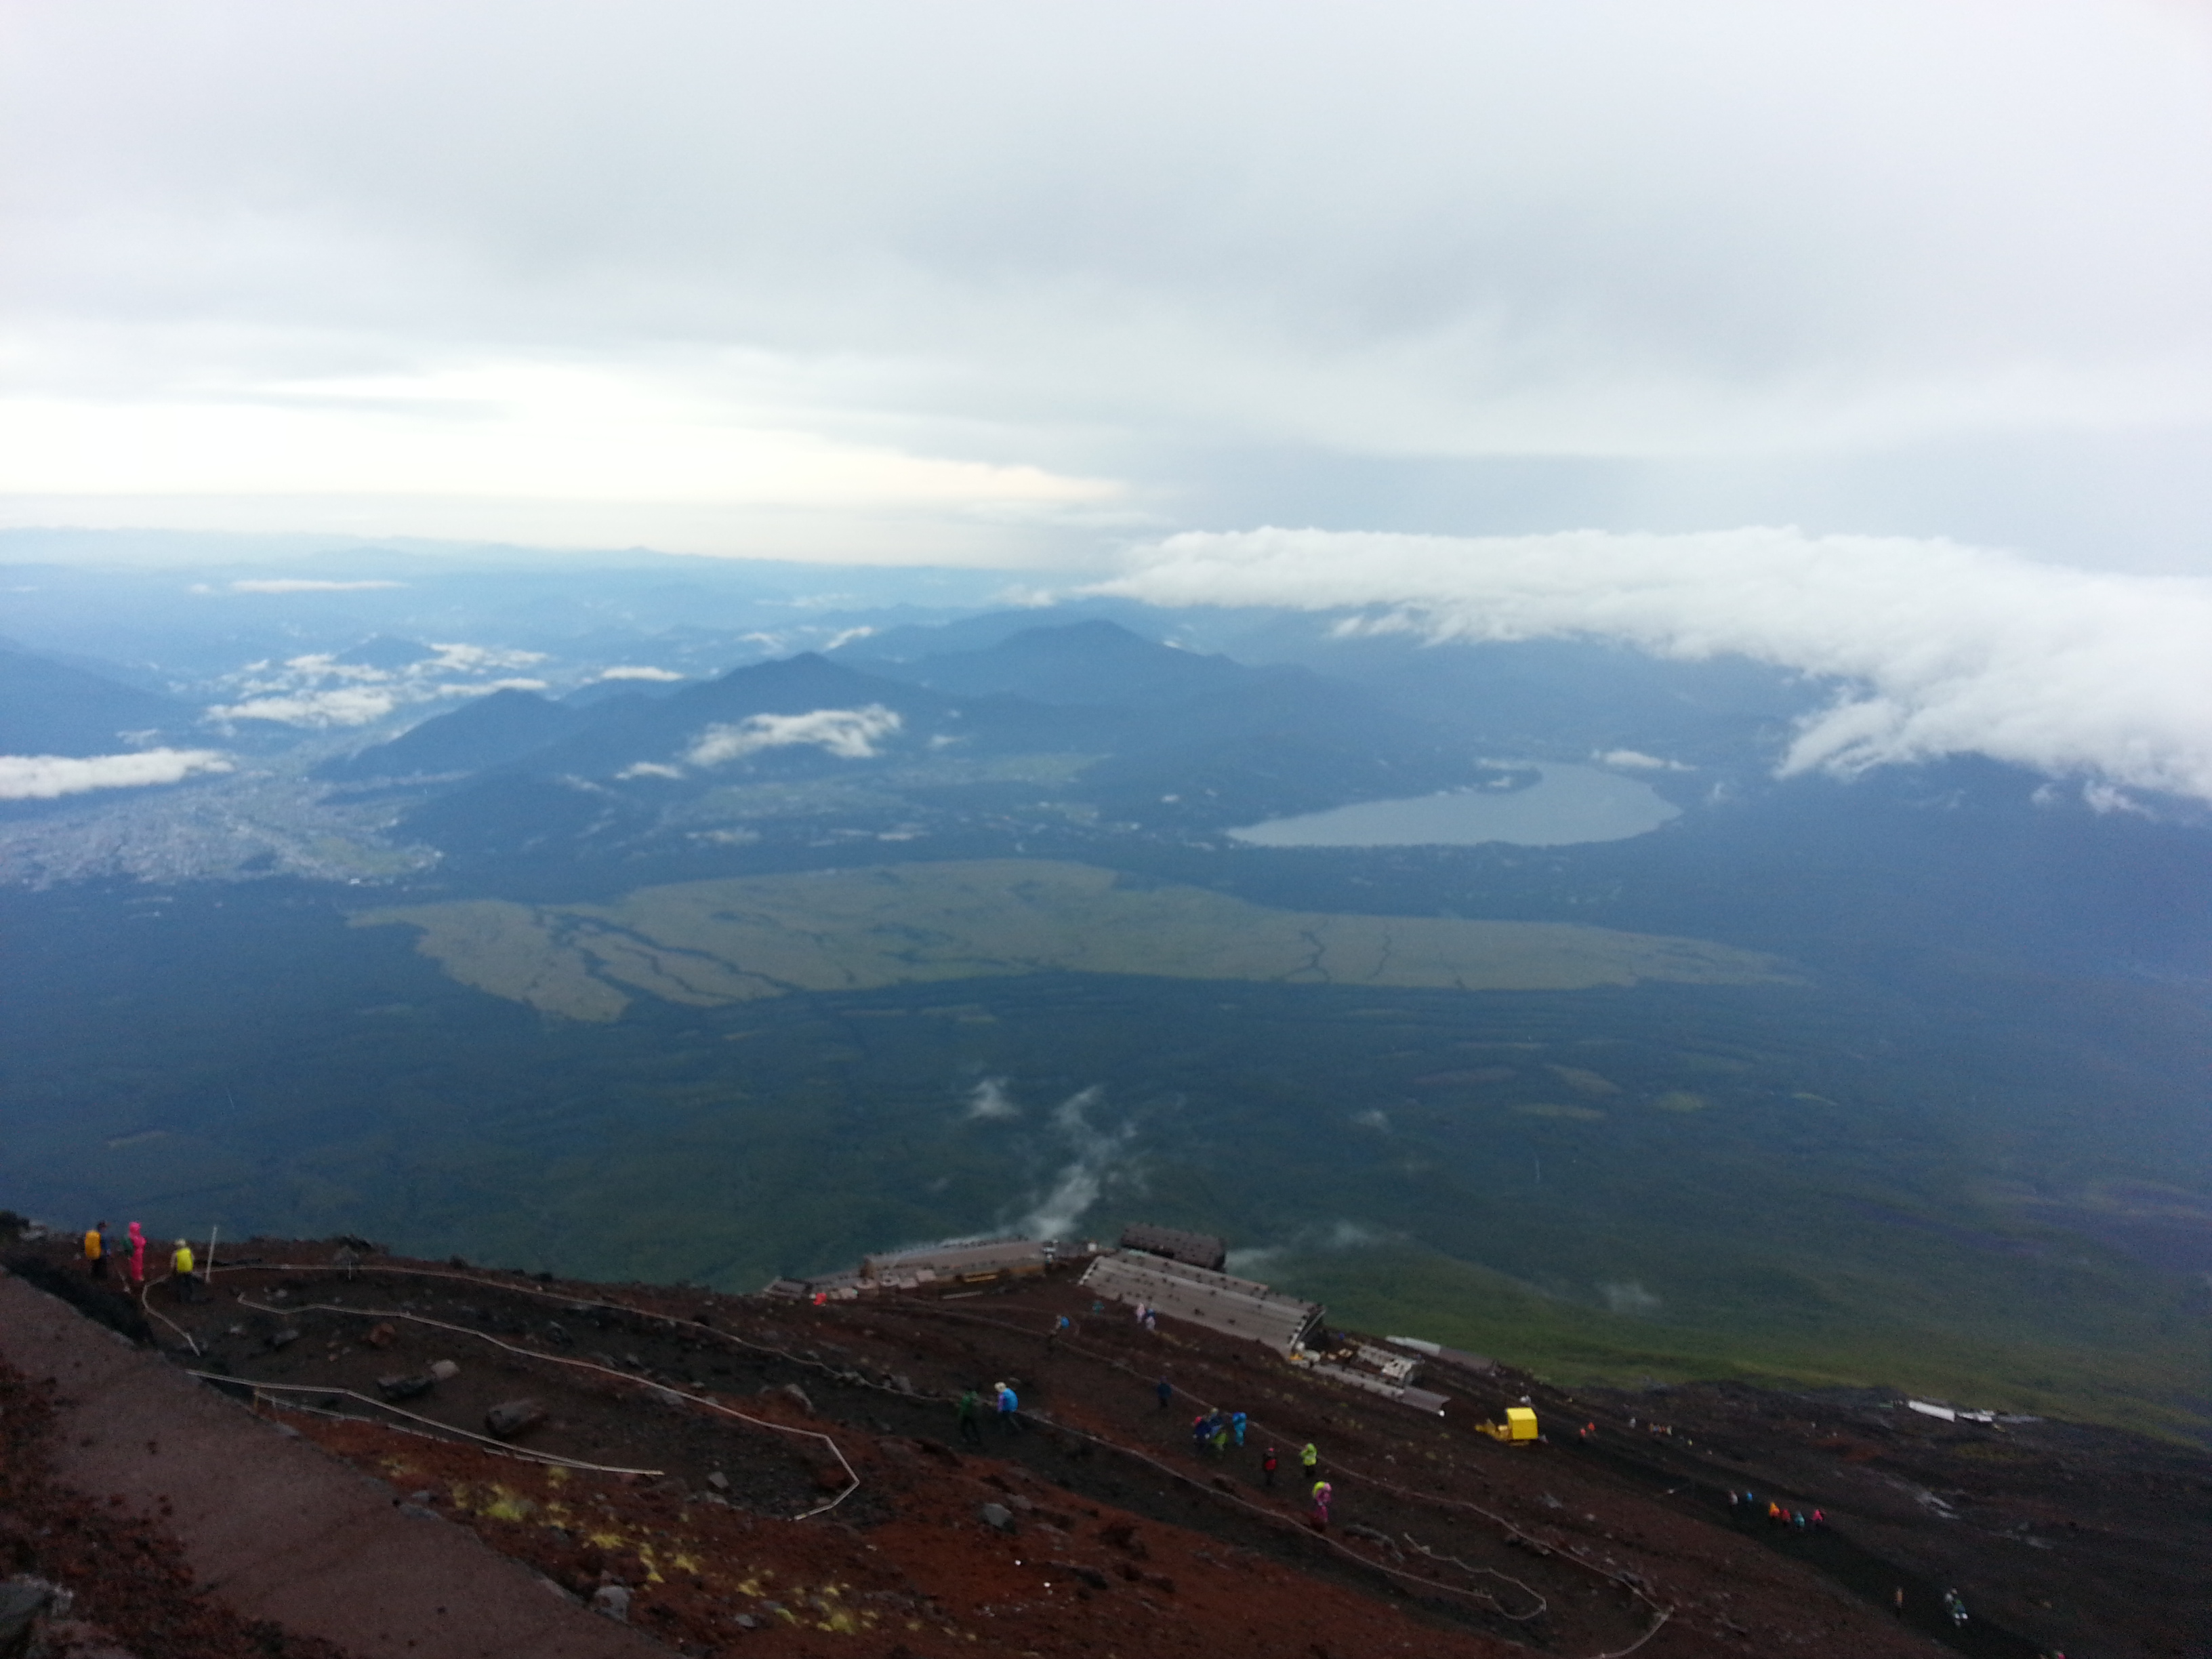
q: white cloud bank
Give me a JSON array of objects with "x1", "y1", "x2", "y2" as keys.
[
  {"x1": 684, "y1": 705, "x2": 902, "y2": 767},
  {"x1": 228, "y1": 578, "x2": 405, "y2": 594},
  {"x1": 0, "y1": 748, "x2": 232, "y2": 800},
  {"x1": 1101, "y1": 527, "x2": 2212, "y2": 802},
  {"x1": 207, "y1": 642, "x2": 551, "y2": 728}
]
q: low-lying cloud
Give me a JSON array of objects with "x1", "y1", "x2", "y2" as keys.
[
  {"x1": 1015, "y1": 1087, "x2": 1132, "y2": 1242},
  {"x1": 0, "y1": 748, "x2": 232, "y2": 800},
  {"x1": 226, "y1": 578, "x2": 405, "y2": 594},
  {"x1": 207, "y1": 642, "x2": 551, "y2": 728},
  {"x1": 684, "y1": 705, "x2": 901, "y2": 767},
  {"x1": 965, "y1": 1078, "x2": 1022, "y2": 1122},
  {"x1": 1102, "y1": 527, "x2": 2212, "y2": 804}
]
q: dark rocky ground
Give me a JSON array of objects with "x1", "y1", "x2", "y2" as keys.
[{"x1": 8, "y1": 1230, "x2": 2204, "y2": 1657}]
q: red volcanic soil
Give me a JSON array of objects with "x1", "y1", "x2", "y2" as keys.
[
  {"x1": 7, "y1": 1232, "x2": 2205, "y2": 1657},
  {"x1": 0, "y1": 1356, "x2": 353, "y2": 1658}
]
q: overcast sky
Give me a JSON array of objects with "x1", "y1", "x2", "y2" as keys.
[{"x1": 4, "y1": 1, "x2": 2210, "y2": 571}]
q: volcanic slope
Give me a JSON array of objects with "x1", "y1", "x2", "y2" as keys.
[{"x1": 14, "y1": 1232, "x2": 2194, "y2": 1657}]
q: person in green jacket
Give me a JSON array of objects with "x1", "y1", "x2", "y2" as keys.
[
  {"x1": 956, "y1": 1387, "x2": 984, "y2": 1446},
  {"x1": 1300, "y1": 1441, "x2": 1319, "y2": 1481}
]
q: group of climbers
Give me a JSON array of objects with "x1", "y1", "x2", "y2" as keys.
[
  {"x1": 955, "y1": 1380, "x2": 1024, "y2": 1443},
  {"x1": 81, "y1": 1221, "x2": 197, "y2": 1298},
  {"x1": 1187, "y1": 1408, "x2": 1252, "y2": 1456},
  {"x1": 1726, "y1": 1489, "x2": 1826, "y2": 1533}
]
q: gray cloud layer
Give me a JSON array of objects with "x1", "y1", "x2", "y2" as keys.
[
  {"x1": 5, "y1": 3, "x2": 2210, "y2": 564},
  {"x1": 1102, "y1": 528, "x2": 2212, "y2": 802}
]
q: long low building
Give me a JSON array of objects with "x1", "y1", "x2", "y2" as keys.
[
  {"x1": 1082, "y1": 1251, "x2": 1322, "y2": 1354},
  {"x1": 862, "y1": 1237, "x2": 1052, "y2": 1284}
]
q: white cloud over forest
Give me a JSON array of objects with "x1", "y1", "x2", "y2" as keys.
[
  {"x1": 1103, "y1": 527, "x2": 2212, "y2": 802},
  {"x1": 0, "y1": 748, "x2": 232, "y2": 800},
  {"x1": 684, "y1": 705, "x2": 902, "y2": 767}
]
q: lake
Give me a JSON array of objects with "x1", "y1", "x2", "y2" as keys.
[{"x1": 1228, "y1": 762, "x2": 1682, "y2": 848}]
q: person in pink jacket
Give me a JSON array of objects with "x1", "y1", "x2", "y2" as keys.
[{"x1": 127, "y1": 1222, "x2": 146, "y2": 1287}]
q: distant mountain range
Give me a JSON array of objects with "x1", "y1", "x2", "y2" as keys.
[
  {"x1": 0, "y1": 640, "x2": 199, "y2": 756},
  {"x1": 319, "y1": 621, "x2": 1512, "y2": 872}
]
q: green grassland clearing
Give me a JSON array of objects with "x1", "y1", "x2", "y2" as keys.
[{"x1": 356, "y1": 858, "x2": 1795, "y2": 1021}]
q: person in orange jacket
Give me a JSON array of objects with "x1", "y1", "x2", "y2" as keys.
[{"x1": 83, "y1": 1222, "x2": 108, "y2": 1279}]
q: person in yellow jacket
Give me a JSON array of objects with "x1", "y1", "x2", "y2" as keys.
[
  {"x1": 83, "y1": 1221, "x2": 108, "y2": 1279},
  {"x1": 171, "y1": 1239, "x2": 199, "y2": 1303}
]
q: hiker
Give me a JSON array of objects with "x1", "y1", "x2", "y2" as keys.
[
  {"x1": 1191, "y1": 1414, "x2": 1212, "y2": 1452},
  {"x1": 956, "y1": 1388, "x2": 984, "y2": 1446},
  {"x1": 1231, "y1": 1410, "x2": 1247, "y2": 1448},
  {"x1": 171, "y1": 1238, "x2": 199, "y2": 1303},
  {"x1": 83, "y1": 1221, "x2": 106, "y2": 1279},
  {"x1": 1811, "y1": 1509, "x2": 1827, "y2": 1530},
  {"x1": 1046, "y1": 1313, "x2": 1069, "y2": 1353},
  {"x1": 1309, "y1": 1479, "x2": 1332, "y2": 1529},
  {"x1": 1143, "y1": 1309, "x2": 1156, "y2": 1333},
  {"x1": 1300, "y1": 1442, "x2": 1319, "y2": 1483},
  {"x1": 1133, "y1": 1300, "x2": 1148, "y2": 1326},
  {"x1": 1262, "y1": 1446, "x2": 1279, "y2": 1488},
  {"x1": 1210, "y1": 1418, "x2": 1229, "y2": 1456},
  {"x1": 1155, "y1": 1374, "x2": 1173, "y2": 1411},
  {"x1": 1892, "y1": 1586, "x2": 1904, "y2": 1616},
  {"x1": 127, "y1": 1223, "x2": 146, "y2": 1288},
  {"x1": 1944, "y1": 1589, "x2": 1968, "y2": 1627},
  {"x1": 995, "y1": 1380, "x2": 1021, "y2": 1433}
]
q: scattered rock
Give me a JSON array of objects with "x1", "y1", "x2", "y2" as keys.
[
  {"x1": 0, "y1": 1577, "x2": 66, "y2": 1647},
  {"x1": 980, "y1": 1502, "x2": 1017, "y2": 1532},
  {"x1": 1046, "y1": 1560, "x2": 1111, "y2": 1591},
  {"x1": 428, "y1": 1359, "x2": 460, "y2": 1382},
  {"x1": 1099, "y1": 1521, "x2": 1147, "y2": 1557},
  {"x1": 775, "y1": 1382, "x2": 814, "y2": 1416},
  {"x1": 545, "y1": 1322, "x2": 573, "y2": 1347},
  {"x1": 485, "y1": 1398, "x2": 547, "y2": 1439},
  {"x1": 365, "y1": 1322, "x2": 397, "y2": 1349},
  {"x1": 266, "y1": 1328, "x2": 301, "y2": 1351},
  {"x1": 591, "y1": 1584, "x2": 631, "y2": 1622},
  {"x1": 707, "y1": 1470, "x2": 731, "y2": 1492},
  {"x1": 375, "y1": 1374, "x2": 434, "y2": 1401}
]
